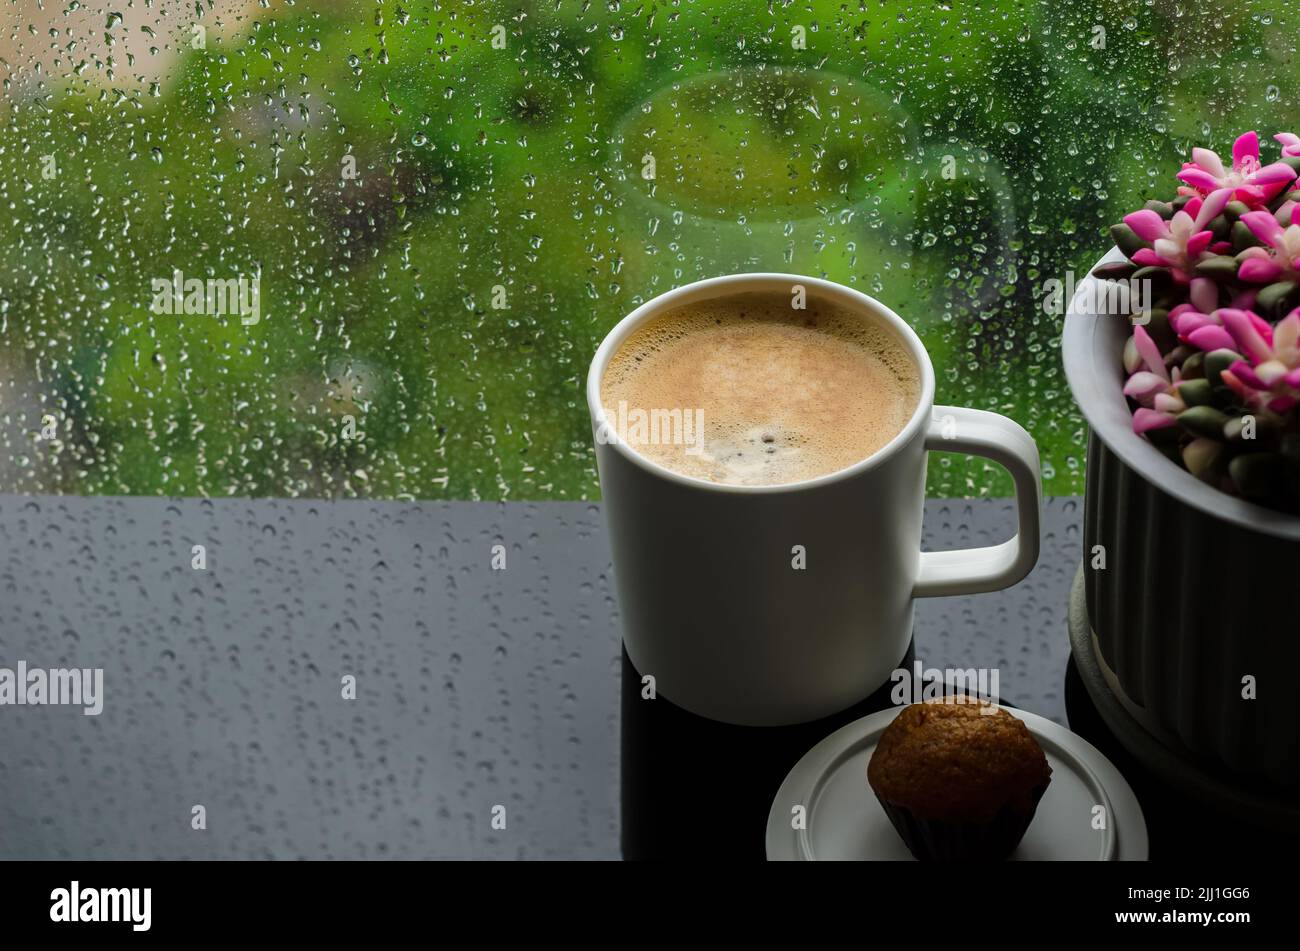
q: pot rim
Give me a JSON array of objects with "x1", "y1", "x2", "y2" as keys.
[{"x1": 1062, "y1": 247, "x2": 1300, "y2": 541}]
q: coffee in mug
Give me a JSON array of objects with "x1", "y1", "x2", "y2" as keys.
[{"x1": 599, "y1": 291, "x2": 920, "y2": 486}]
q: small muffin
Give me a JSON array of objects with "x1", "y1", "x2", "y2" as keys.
[{"x1": 867, "y1": 697, "x2": 1052, "y2": 861}]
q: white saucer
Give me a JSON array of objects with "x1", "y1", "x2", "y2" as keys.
[{"x1": 766, "y1": 705, "x2": 1148, "y2": 860}]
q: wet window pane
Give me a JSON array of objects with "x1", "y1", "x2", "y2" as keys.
[{"x1": 2, "y1": 2, "x2": 1295, "y2": 498}]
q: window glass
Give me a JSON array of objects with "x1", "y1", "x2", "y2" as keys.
[{"x1": 1, "y1": 1, "x2": 1293, "y2": 498}]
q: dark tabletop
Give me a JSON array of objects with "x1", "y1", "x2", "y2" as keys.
[{"x1": 0, "y1": 495, "x2": 1083, "y2": 859}]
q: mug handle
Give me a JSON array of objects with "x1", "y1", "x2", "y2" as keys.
[{"x1": 912, "y1": 406, "x2": 1042, "y2": 598}]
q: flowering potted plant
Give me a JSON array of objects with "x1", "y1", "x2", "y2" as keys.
[{"x1": 1063, "y1": 132, "x2": 1300, "y2": 789}]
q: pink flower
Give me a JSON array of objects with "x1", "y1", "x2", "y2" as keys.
[
  {"x1": 1217, "y1": 308, "x2": 1300, "y2": 413},
  {"x1": 1170, "y1": 304, "x2": 1266, "y2": 352},
  {"x1": 1123, "y1": 188, "x2": 1233, "y2": 282},
  {"x1": 1236, "y1": 210, "x2": 1300, "y2": 283},
  {"x1": 1275, "y1": 132, "x2": 1300, "y2": 158},
  {"x1": 1123, "y1": 324, "x2": 1186, "y2": 432},
  {"x1": 1169, "y1": 307, "x2": 1231, "y2": 351},
  {"x1": 1181, "y1": 277, "x2": 1219, "y2": 315},
  {"x1": 1166, "y1": 278, "x2": 1239, "y2": 346},
  {"x1": 1176, "y1": 132, "x2": 1296, "y2": 207},
  {"x1": 1269, "y1": 135, "x2": 1300, "y2": 212}
]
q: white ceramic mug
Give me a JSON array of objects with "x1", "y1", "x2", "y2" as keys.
[{"x1": 588, "y1": 274, "x2": 1042, "y2": 726}]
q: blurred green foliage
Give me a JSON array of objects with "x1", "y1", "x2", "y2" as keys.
[{"x1": 2, "y1": 0, "x2": 1299, "y2": 499}]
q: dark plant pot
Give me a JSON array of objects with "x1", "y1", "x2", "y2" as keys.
[{"x1": 1064, "y1": 249, "x2": 1300, "y2": 789}]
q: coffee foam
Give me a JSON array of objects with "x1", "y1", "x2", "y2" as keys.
[{"x1": 600, "y1": 290, "x2": 921, "y2": 486}]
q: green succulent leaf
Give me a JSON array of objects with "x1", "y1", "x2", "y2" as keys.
[
  {"x1": 1205, "y1": 349, "x2": 1245, "y2": 384},
  {"x1": 1176, "y1": 377, "x2": 1213, "y2": 406},
  {"x1": 1178, "y1": 405, "x2": 1230, "y2": 439},
  {"x1": 1193, "y1": 255, "x2": 1238, "y2": 281},
  {"x1": 1229, "y1": 453, "x2": 1284, "y2": 503}
]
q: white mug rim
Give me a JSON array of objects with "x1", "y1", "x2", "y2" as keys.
[{"x1": 585, "y1": 272, "x2": 938, "y2": 495}]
